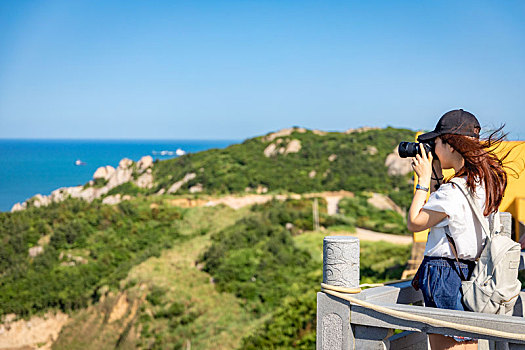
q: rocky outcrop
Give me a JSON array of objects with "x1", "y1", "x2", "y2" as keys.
[
  {"x1": 367, "y1": 193, "x2": 404, "y2": 215},
  {"x1": 59, "y1": 251, "x2": 88, "y2": 266},
  {"x1": 11, "y1": 156, "x2": 155, "y2": 211},
  {"x1": 0, "y1": 311, "x2": 69, "y2": 350},
  {"x1": 344, "y1": 126, "x2": 380, "y2": 134},
  {"x1": 385, "y1": 147, "x2": 412, "y2": 176},
  {"x1": 28, "y1": 246, "x2": 44, "y2": 258},
  {"x1": 93, "y1": 165, "x2": 115, "y2": 180},
  {"x1": 263, "y1": 139, "x2": 302, "y2": 157},
  {"x1": 102, "y1": 194, "x2": 131, "y2": 205},
  {"x1": 285, "y1": 139, "x2": 301, "y2": 154},
  {"x1": 135, "y1": 169, "x2": 154, "y2": 189},
  {"x1": 167, "y1": 173, "x2": 196, "y2": 194},
  {"x1": 136, "y1": 155, "x2": 153, "y2": 171},
  {"x1": 263, "y1": 127, "x2": 306, "y2": 142},
  {"x1": 263, "y1": 143, "x2": 278, "y2": 157},
  {"x1": 365, "y1": 145, "x2": 378, "y2": 155},
  {"x1": 189, "y1": 183, "x2": 203, "y2": 193},
  {"x1": 108, "y1": 293, "x2": 130, "y2": 323}
]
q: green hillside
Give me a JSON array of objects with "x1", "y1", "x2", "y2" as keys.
[
  {"x1": 98, "y1": 127, "x2": 416, "y2": 207},
  {"x1": 0, "y1": 127, "x2": 417, "y2": 349}
]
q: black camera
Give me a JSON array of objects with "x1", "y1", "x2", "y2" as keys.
[{"x1": 398, "y1": 141, "x2": 434, "y2": 158}]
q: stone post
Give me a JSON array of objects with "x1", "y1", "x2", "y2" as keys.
[{"x1": 317, "y1": 236, "x2": 360, "y2": 350}]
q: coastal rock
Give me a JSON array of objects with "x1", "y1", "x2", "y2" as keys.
[
  {"x1": 32, "y1": 194, "x2": 51, "y2": 207},
  {"x1": 79, "y1": 187, "x2": 98, "y2": 202},
  {"x1": 167, "y1": 173, "x2": 197, "y2": 194},
  {"x1": 106, "y1": 165, "x2": 133, "y2": 189},
  {"x1": 11, "y1": 155, "x2": 154, "y2": 212},
  {"x1": 11, "y1": 202, "x2": 26, "y2": 212},
  {"x1": 137, "y1": 156, "x2": 153, "y2": 171},
  {"x1": 135, "y1": 172, "x2": 153, "y2": 189},
  {"x1": 312, "y1": 129, "x2": 327, "y2": 136},
  {"x1": 93, "y1": 165, "x2": 115, "y2": 180},
  {"x1": 102, "y1": 194, "x2": 122, "y2": 205},
  {"x1": 385, "y1": 146, "x2": 412, "y2": 176},
  {"x1": 118, "y1": 158, "x2": 133, "y2": 169}
]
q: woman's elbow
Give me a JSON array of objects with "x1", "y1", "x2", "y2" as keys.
[
  {"x1": 407, "y1": 218, "x2": 425, "y2": 233},
  {"x1": 406, "y1": 221, "x2": 417, "y2": 232}
]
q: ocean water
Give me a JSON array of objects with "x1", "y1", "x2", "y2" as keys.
[{"x1": 0, "y1": 139, "x2": 237, "y2": 212}]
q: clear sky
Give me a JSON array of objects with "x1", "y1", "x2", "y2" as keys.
[{"x1": 0, "y1": 0, "x2": 524, "y2": 140}]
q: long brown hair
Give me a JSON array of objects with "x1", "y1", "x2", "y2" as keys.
[{"x1": 440, "y1": 128, "x2": 510, "y2": 216}]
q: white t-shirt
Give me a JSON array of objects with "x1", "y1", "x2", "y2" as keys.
[{"x1": 422, "y1": 177, "x2": 488, "y2": 260}]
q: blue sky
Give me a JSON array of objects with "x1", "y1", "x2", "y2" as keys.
[{"x1": 0, "y1": 1, "x2": 524, "y2": 140}]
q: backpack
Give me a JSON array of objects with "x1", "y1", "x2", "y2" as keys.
[{"x1": 446, "y1": 178, "x2": 522, "y2": 315}]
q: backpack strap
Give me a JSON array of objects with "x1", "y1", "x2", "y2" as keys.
[
  {"x1": 444, "y1": 225, "x2": 468, "y2": 281},
  {"x1": 448, "y1": 178, "x2": 491, "y2": 239}
]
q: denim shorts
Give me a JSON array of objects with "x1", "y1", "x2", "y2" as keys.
[{"x1": 418, "y1": 256, "x2": 476, "y2": 311}]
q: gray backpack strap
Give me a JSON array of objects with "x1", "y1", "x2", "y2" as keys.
[{"x1": 448, "y1": 178, "x2": 491, "y2": 239}]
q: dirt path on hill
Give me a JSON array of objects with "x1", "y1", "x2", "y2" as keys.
[
  {"x1": 166, "y1": 193, "x2": 412, "y2": 245},
  {"x1": 167, "y1": 191, "x2": 355, "y2": 213},
  {"x1": 334, "y1": 227, "x2": 412, "y2": 245}
]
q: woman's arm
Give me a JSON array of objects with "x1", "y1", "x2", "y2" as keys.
[{"x1": 407, "y1": 150, "x2": 447, "y2": 232}]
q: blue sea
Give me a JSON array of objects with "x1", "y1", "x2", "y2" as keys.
[{"x1": 0, "y1": 139, "x2": 237, "y2": 212}]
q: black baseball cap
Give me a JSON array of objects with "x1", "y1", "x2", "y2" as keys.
[{"x1": 418, "y1": 109, "x2": 481, "y2": 142}]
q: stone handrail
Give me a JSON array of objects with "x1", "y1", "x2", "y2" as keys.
[{"x1": 316, "y1": 212, "x2": 525, "y2": 349}]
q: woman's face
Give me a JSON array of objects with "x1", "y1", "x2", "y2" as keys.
[{"x1": 434, "y1": 137, "x2": 454, "y2": 168}]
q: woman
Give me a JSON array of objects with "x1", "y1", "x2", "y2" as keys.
[{"x1": 407, "y1": 109, "x2": 508, "y2": 349}]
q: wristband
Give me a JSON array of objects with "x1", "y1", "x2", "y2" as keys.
[{"x1": 416, "y1": 184, "x2": 429, "y2": 192}]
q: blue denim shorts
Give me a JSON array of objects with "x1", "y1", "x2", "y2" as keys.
[{"x1": 418, "y1": 256, "x2": 476, "y2": 311}]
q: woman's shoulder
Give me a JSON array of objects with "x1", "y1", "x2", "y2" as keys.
[{"x1": 433, "y1": 180, "x2": 462, "y2": 197}]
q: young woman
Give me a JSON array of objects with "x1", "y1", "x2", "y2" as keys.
[{"x1": 407, "y1": 109, "x2": 508, "y2": 350}]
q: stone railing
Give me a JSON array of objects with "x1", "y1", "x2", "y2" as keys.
[{"x1": 317, "y1": 212, "x2": 525, "y2": 349}]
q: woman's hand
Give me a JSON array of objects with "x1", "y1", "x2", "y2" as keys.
[
  {"x1": 407, "y1": 149, "x2": 447, "y2": 232},
  {"x1": 411, "y1": 149, "x2": 433, "y2": 187}
]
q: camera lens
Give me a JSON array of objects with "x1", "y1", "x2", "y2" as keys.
[{"x1": 398, "y1": 142, "x2": 419, "y2": 158}]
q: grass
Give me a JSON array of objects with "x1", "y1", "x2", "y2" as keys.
[{"x1": 53, "y1": 204, "x2": 260, "y2": 350}]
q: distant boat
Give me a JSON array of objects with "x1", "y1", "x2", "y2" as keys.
[
  {"x1": 152, "y1": 149, "x2": 186, "y2": 156},
  {"x1": 75, "y1": 159, "x2": 86, "y2": 166}
]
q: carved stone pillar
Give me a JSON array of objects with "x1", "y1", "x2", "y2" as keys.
[
  {"x1": 323, "y1": 236, "x2": 360, "y2": 289},
  {"x1": 317, "y1": 236, "x2": 360, "y2": 350}
]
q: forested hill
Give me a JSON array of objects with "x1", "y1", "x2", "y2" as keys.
[{"x1": 153, "y1": 127, "x2": 415, "y2": 203}]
